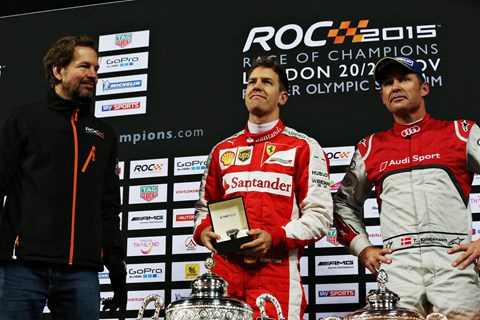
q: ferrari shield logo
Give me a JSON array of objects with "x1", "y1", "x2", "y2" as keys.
[
  {"x1": 266, "y1": 144, "x2": 276, "y2": 156},
  {"x1": 140, "y1": 185, "x2": 158, "y2": 202}
]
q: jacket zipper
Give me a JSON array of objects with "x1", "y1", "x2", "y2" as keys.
[
  {"x1": 69, "y1": 108, "x2": 80, "y2": 265},
  {"x1": 11, "y1": 235, "x2": 19, "y2": 260},
  {"x1": 82, "y1": 146, "x2": 96, "y2": 172}
]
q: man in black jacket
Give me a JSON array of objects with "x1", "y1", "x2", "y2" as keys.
[{"x1": 0, "y1": 35, "x2": 126, "y2": 319}]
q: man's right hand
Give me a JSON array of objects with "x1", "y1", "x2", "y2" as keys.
[
  {"x1": 358, "y1": 246, "x2": 393, "y2": 275},
  {"x1": 200, "y1": 226, "x2": 221, "y2": 254}
]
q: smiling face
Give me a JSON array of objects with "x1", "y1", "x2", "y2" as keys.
[
  {"x1": 244, "y1": 66, "x2": 288, "y2": 124},
  {"x1": 379, "y1": 64, "x2": 429, "y2": 124},
  {"x1": 53, "y1": 46, "x2": 99, "y2": 103}
]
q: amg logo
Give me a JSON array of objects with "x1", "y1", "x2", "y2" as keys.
[
  {"x1": 318, "y1": 260, "x2": 354, "y2": 266},
  {"x1": 131, "y1": 216, "x2": 163, "y2": 221}
]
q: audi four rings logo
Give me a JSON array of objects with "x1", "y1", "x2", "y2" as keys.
[{"x1": 401, "y1": 125, "x2": 421, "y2": 138}]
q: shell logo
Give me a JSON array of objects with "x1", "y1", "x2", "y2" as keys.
[{"x1": 221, "y1": 151, "x2": 235, "y2": 166}]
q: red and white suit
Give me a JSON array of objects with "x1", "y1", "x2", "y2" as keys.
[
  {"x1": 193, "y1": 119, "x2": 332, "y2": 320},
  {"x1": 334, "y1": 113, "x2": 480, "y2": 319}
]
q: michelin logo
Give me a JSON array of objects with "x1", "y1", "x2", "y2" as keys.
[{"x1": 96, "y1": 74, "x2": 148, "y2": 96}]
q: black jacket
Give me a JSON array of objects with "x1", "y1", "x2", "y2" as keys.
[{"x1": 0, "y1": 90, "x2": 124, "y2": 270}]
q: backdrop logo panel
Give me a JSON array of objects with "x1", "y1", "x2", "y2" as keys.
[
  {"x1": 128, "y1": 184, "x2": 168, "y2": 204},
  {"x1": 95, "y1": 96, "x2": 147, "y2": 118},
  {"x1": 171, "y1": 261, "x2": 208, "y2": 282},
  {"x1": 324, "y1": 146, "x2": 355, "y2": 166},
  {"x1": 128, "y1": 210, "x2": 167, "y2": 230},
  {"x1": 129, "y1": 158, "x2": 168, "y2": 179},
  {"x1": 98, "y1": 30, "x2": 150, "y2": 52},
  {"x1": 127, "y1": 262, "x2": 166, "y2": 283},
  {"x1": 98, "y1": 52, "x2": 149, "y2": 74},
  {"x1": 316, "y1": 283, "x2": 359, "y2": 304},
  {"x1": 127, "y1": 236, "x2": 166, "y2": 257},
  {"x1": 172, "y1": 208, "x2": 195, "y2": 228},
  {"x1": 96, "y1": 74, "x2": 148, "y2": 96},
  {"x1": 174, "y1": 155, "x2": 208, "y2": 176},
  {"x1": 315, "y1": 254, "x2": 358, "y2": 276}
]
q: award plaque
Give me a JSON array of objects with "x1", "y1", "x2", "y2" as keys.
[{"x1": 207, "y1": 196, "x2": 254, "y2": 254}]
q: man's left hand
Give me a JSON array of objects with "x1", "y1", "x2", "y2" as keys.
[
  {"x1": 448, "y1": 239, "x2": 480, "y2": 272},
  {"x1": 102, "y1": 259, "x2": 127, "y2": 314},
  {"x1": 239, "y1": 229, "x2": 272, "y2": 256}
]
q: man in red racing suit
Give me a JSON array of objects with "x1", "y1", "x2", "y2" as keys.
[
  {"x1": 334, "y1": 56, "x2": 480, "y2": 319},
  {"x1": 193, "y1": 57, "x2": 332, "y2": 320}
]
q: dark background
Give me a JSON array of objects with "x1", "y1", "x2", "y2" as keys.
[{"x1": 1, "y1": 1, "x2": 479, "y2": 319}]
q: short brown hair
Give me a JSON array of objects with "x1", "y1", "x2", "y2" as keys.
[
  {"x1": 43, "y1": 35, "x2": 97, "y2": 87},
  {"x1": 247, "y1": 56, "x2": 289, "y2": 92}
]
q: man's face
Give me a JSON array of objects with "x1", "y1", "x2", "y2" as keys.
[
  {"x1": 244, "y1": 66, "x2": 287, "y2": 123},
  {"x1": 379, "y1": 64, "x2": 429, "y2": 118},
  {"x1": 54, "y1": 46, "x2": 99, "y2": 102}
]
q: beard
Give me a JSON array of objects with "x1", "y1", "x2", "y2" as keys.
[{"x1": 62, "y1": 80, "x2": 96, "y2": 103}]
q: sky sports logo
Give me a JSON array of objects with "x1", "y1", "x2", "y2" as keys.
[
  {"x1": 243, "y1": 20, "x2": 437, "y2": 52},
  {"x1": 95, "y1": 96, "x2": 146, "y2": 118},
  {"x1": 102, "y1": 101, "x2": 140, "y2": 111},
  {"x1": 318, "y1": 290, "x2": 355, "y2": 297}
]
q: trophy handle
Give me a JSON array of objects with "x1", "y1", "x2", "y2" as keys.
[
  {"x1": 426, "y1": 313, "x2": 448, "y2": 320},
  {"x1": 136, "y1": 294, "x2": 164, "y2": 320},
  {"x1": 256, "y1": 293, "x2": 285, "y2": 320}
]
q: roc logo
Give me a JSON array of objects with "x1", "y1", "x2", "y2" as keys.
[
  {"x1": 115, "y1": 33, "x2": 132, "y2": 48},
  {"x1": 326, "y1": 228, "x2": 339, "y2": 246},
  {"x1": 221, "y1": 151, "x2": 235, "y2": 166},
  {"x1": 327, "y1": 20, "x2": 369, "y2": 44},
  {"x1": 266, "y1": 144, "x2": 276, "y2": 156},
  {"x1": 140, "y1": 185, "x2": 158, "y2": 202},
  {"x1": 185, "y1": 263, "x2": 200, "y2": 279},
  {"x1": 237, "y1": 148, "x2": 252, "y2": 162}
]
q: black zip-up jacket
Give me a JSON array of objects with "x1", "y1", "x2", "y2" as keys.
[{"x1": 0, "y1": 90, "x2": 124, "y2": 270}]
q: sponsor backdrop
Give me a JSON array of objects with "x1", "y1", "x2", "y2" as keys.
[{"x1": 0, "y1": 1, "x2": 479, "y2": 319}]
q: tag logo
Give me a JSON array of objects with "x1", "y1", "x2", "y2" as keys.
[
  {"x1": 115, "y1": 33, "x2": 132, "y2": 48},
  {"x1": 326, "y1": 228, "x2": 339, "y2": 246},
  {"x1": 140, "y1": 185, "x2": 158, "y2": 202}
]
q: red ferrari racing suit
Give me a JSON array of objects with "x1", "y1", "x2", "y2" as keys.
[
  {"x1": 193, "y1": 119, "x2": 332, "y2": 320},
  {"x1": 334, "y1": 113, "x2": 480, "y2": 319}
]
